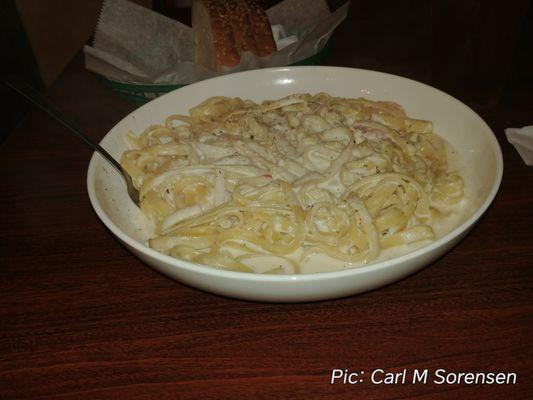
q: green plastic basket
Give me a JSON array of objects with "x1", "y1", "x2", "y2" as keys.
[{"x1": 101, "y1": 41, "x2": 332, "y2": 104}]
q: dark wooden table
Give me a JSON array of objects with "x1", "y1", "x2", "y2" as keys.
[{"x1": 1, "y1": 41, "x2": 532, "y2": 399}]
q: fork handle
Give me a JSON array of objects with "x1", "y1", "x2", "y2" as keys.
[{"x1": 3, "y1": 75, "x2": 124, "y2": 175}]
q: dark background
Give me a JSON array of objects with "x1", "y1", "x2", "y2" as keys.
[{"x1": 1, "y1": 0, "x2": 532, "y2": 139}]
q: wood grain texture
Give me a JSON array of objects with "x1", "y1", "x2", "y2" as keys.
[{"x1": 1, "y1": 28, "x2": 532, "y2": 400}]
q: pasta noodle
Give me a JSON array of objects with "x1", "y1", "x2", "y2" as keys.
[{"x1": 121, "y1": 93, "x2": 465, "y2": 274}]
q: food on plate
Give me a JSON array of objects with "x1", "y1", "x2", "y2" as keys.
[
  {"x1": 121, "y1": 93, "x2": 465, "y2": 274},
  {"x1": 192, "y1": 0, "x2": 277, "y2": 71}
]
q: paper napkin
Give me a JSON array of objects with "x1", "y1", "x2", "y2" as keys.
[{"x1": 505, "y1": 126, "x2": 533, "y2": 166}]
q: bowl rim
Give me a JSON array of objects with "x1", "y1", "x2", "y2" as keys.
[{"x1": 87, "y1": 65, "x2": 504, "y2": 282}]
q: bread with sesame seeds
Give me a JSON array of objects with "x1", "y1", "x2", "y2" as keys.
[
  {"x1": 243, "y1": 0, "x2": 277, "y2": 57},
  {"x1": 225, "y1": 0, "x2": 259, "y2": 57},
  {"x1": 192, "y1": 0, "x2": 276, "y2": 72},
  {"x1": 193, "y1": 0, "x2": 240, "y2": 71}
]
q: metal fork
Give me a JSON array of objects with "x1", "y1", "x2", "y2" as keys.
[{"x1": 3, "y1": 76, "x2": 140, "y2": 206}]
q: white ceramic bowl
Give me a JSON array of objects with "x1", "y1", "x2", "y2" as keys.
[{"x1": 87, "y1": 66, "x2": 503, "y2": 302}]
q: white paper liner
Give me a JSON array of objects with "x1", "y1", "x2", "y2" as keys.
[{"x1": 83, "y1": 0, "x2": 349, "y2": 85}]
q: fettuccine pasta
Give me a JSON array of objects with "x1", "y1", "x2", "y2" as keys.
[{"x1": 121, "y1": 93, "x2": 464, "y2": 274}]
